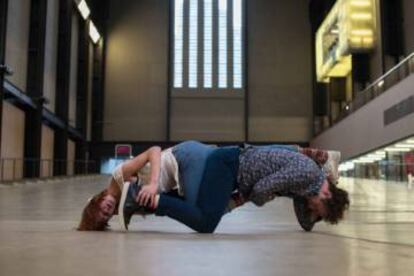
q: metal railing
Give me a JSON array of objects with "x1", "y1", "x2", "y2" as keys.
[
  {"x1": 325, "y1": 52, "x2": 414, "y2": 130},
  {"x1": 0, "y1": 158, "x2": 97, "y2": 183}
]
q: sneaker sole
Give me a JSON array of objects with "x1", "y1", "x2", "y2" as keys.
[{"x1": 118, "y1": 181, "x2": 131, "y2": 231}]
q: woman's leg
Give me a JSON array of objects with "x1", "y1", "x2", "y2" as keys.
[
  {"x1": 155, "y1": 147, "x2": 240, "y2": 233},
  {"x1": 172, "y1": 141, "x2": 215, "y2": 205}
]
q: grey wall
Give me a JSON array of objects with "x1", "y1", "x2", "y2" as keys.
[
  {"x1": 104, "y1": 0, "x2": 169, "y2": 141},
  {"x1": 40, "y1": 125, "x2": 54, "y2": 177},
  {"x1": 0, "y1": 102, "x2": 25, "y2": 180},
  {"x1": 104, "y1": 0, "x2": 314, "y2": 142},
  {"x1": 311, "y1": 74, "x2": 414, "y2": 160},
  {"x1": 67, "y1": 140, "x2": 75, "y2": 176},
  {"x1": 87, "y1": 43, "x2": 94, "y2": 141},
  {"x1": 368, "y1": 0, "x2": 384, "y2": 81},
  {"x1": 402, "y1": 0, "x2": 414, "y2": 54},
  {"x1": 5, "y1": 0, "x2": 31, "y2": 91},
  {"x1": 43, "y1": 0, "x2": 59, "y2": 112},
  {"x1": 170, "y1": 94, "x2": 245, "y2": 141},
  {"x1": 69, "y1": 14, "x2": 79, "y2": 128},
  {"x1": 2, "y1": 0, "x2": 29, "y2": 180},
  {"x1": 247, "y1": 0, "x2": 313, "y2": 142}
]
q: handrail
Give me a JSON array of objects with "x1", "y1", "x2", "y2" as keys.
[
  {"x1": 364, "y1": 52, "x2": 414, "y2": 91},
  {"x1": 317, "y1": 52, "x2": 414, "y2": 134}
]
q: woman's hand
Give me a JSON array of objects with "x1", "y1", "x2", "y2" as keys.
[{"x1": 136, "y1": 183, "x2": 158, "y2": 208}]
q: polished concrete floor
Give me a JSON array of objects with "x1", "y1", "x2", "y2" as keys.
[{"x1": 1, "y1": 176, "x2": 414, "y2": 276}]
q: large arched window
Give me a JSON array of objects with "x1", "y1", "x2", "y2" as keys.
[{"x1": 173, "y1": 0, "x2": 244, "y2": 91}]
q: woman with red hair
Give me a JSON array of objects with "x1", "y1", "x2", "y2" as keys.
[{"x1": 79, "y1": 141, "x2": 219, "y2": 231}]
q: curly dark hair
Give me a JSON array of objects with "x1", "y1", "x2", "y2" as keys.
[
  {"x1": 322, "y1": 183, "x2": 350, "y2": 224},
  {"x1": 78, "y1": 189, "x2": 111, "y2": 231}
]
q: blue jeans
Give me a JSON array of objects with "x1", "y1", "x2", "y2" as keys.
[
  {"x1": 172, "y1": 141, "x2": 215, "y2": 205},
  {"x1": 156, "y1": 144, "x2": 240, "y2": 233},
  {"x1": 246, "y1": 144, "x2": 298, "y2": 152}
]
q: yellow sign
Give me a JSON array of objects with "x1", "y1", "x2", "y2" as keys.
[{"x1": 316, "y1": 0, "x2": 377, "y2": 82}]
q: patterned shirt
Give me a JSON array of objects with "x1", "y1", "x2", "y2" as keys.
[{"x1": 237, "y1": 147, "x2": 326, "y2": 206}]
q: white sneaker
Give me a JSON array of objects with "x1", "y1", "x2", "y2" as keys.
[
  {"x1": 118, "y1": 181, "x2": 131, "y2": 231},
  {"x1": 118, "y1": 179, "x2": 154, "y2": 231},
  {"x1": 323, "y1": 151, "x2": 341, "y2": 183}
]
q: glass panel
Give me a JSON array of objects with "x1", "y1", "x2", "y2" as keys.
[
  {"x1": 174, "y1": 0, "x2": 184, "y2": 88},
  {"x1": 233, "y1": 0, "x2": 242, "y2": 88},
  {"x1": 204, "y1": 0, "x2": 213, "y2": 88},
  {"x1": 218, "y1": 0, "x2": 227, "y2": 88},
  {"x1": 188, "y1": 0, "x2": 198, "y2": 88}
]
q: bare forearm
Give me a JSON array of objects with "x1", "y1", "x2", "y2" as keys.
[
  {"x1": 121, "y1": 146, "x2": 161, "y2": 183},
  {"x1": 135, "y1": 146, "x2": 161, "y2": 207},
  {"x1": 148, "y1": 147, "x2": 161, "y2": 188}
]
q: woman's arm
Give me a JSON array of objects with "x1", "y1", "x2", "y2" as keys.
[
  {"x1": 121, "y1": 146, "x2": 161, "y2": 180},
  {"x1": 119, "y1": 146, "x2": 162, "y2": 207}
]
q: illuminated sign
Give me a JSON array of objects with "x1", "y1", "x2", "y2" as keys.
[{"x1": 316, "y1": 0, "x2": 377, "y2": 82}]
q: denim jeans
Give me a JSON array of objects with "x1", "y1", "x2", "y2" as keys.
[
  {"x1": 156, "y1": 145, "x2": 240, "y2": 233},
  {"x1": 172, "y1": 141, "x2": 215, "y2": 205},
  {"x1": 246, "y1": 144, "x2": 298, "y2": 152}
]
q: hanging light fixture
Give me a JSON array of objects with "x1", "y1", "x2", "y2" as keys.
[
  {"x1": 89, "y1": 21, "x2": 101, "y2": 44},
  {"x1": 76, "y1": 0, "x2": 90, "y2": 20}
]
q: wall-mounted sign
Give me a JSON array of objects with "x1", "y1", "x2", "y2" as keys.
[{"x1": 316, "y1": 0, "x2": 377, "y2": 82}]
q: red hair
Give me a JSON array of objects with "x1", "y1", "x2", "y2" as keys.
[{"x1": 78, "y1": 189, "x2": 111, "y2": 231}]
